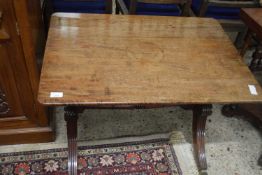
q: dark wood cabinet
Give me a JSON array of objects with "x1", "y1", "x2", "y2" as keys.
[{"x1": 0, "y1": 0, "x2": 54, "y2": 144}]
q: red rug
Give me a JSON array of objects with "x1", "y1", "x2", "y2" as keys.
[{"x1": 0, "y1": 139, "x2": 182, "y2": 175}]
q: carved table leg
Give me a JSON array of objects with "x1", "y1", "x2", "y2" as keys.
[
  {"x1": 193, "y1": 104, "x2": 212, "y2": 171},
  {"x1": 64, "y1": 106, "x2": 83, "y2": 175}
]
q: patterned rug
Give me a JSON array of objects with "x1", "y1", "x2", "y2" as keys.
[{"x1": 0, "y1": 139, "x2": 182, "y2": 175}]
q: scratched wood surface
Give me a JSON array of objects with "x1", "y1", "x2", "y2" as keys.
[{"x1": 38, "y1": 13, "x2": 262, "y2": 106}]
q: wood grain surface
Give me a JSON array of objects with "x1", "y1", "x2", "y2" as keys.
[{"x1": 38, "y1": 13, "x2": 262, "y2": 106}]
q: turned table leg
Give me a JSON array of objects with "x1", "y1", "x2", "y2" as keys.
[
  {"x1": 64, "y1": 106, "x2": 83, "y2": 175},
  {"x1": 193, "y1": 104, "x2": 212, "y2": 171}
]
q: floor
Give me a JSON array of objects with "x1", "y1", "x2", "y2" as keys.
[
  {"x1": 0, "y1": 106, "x2": 261, "y2": 175},
  {"x1": 1, "y1": 36, "x2": 262, "y2": 175}
]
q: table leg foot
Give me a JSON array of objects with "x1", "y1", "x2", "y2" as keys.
[
  {"x1": 193, "y1": 104, "x2": 212, "y2": 170},
  {"x1": 64, "y1": 106, "x2": 81, "y2": 175},
  {"x1": 221, "y1": 104, "x2": 241, "y2": 117}
]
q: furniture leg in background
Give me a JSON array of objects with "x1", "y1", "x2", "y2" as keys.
[{"x1": 250, "y1": 43, "x2": 262, "y2": 71}]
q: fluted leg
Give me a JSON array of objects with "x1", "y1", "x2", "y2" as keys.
[
  {"x1": 64, "y1": 106, "x2": 83, "y2": 175},
  {"x1": 193, "y1": 104, "x2": 212, "y2": 170}
]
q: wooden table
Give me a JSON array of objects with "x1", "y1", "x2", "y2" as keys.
[
  {"x1": 38, "y1": 13, "x2": 262, "y2": 174},
  {"x1": 224, "y1": 8, "x2": 262, "y2": 130},
  {"x1": 230, "y1": 8, "x2": 262, "y2": 127},
  {"x1": 223, "y1": 8, "x2": 262, "y2": 167},
  {"x1": 240, "y1": 8, "x2": 262, "y2": 71}
]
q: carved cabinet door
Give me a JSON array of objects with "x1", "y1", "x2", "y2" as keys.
[
  {"x1": 0, "y1": 0, "x2": 54, "y2": 145},
  {"x1": 0, "y1": 6, "x2": 24, "y2": 117},
  {"x1": 0, "y1": 44, "x2": 24, "y2": 117},
  {"x1": 0, "y1": 0, "x2": 47, "y2": 128}
]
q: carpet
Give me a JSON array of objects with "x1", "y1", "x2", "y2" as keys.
[{"x1": 0, "y1": 139, "x2": 182, "y2": 175}]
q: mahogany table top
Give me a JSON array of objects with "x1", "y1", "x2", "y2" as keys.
[
  {"x1": 38, "y1": 13, "x2": 262, "y2": 106},
  {"x1": 240, "y1": 8, "x2": 262, "y2": 40}
]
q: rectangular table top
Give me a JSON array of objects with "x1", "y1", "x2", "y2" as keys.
[{"x1": 38, "y1": 13, "x2": 262, "y2": 106}]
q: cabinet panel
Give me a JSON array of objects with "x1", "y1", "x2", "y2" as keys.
[
  {"x1": 0, "y1": 44, "x2": 24, "y2": 117},
  {"x1": 0, "y1": 0, "x2": 37, "y2": 121},
  {"x1": 0, "y1": 5, "x2": 23, "y2": 117}
]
